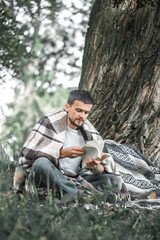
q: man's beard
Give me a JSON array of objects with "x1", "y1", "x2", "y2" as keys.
[{"x1": 68, "y1": 117, "x2": 83, "y2": 129}]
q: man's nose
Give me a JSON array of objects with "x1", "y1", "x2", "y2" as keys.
[{"x1": 79, "y1": 112, "x2": 85, "y2": 119}]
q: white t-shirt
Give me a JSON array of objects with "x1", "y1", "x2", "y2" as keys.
[{"x1": 59, "y1": 125, "x2": 85, "y2": 176}]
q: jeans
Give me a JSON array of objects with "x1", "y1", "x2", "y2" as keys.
[
  {"x1": 32, "y1": 157, "x2": 122, "y2": 198},
  {"x1": 82, "y1": 173, "x2": 122, "y2": 193},
  {"x1": 32, "y1": 157, "x2": 79, "y2": 198}
]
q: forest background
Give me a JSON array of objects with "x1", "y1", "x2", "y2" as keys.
[{"x1": 0, "y1": 0, "x2": 160, "y2": 239}]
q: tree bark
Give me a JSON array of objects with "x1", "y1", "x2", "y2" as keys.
[{"x1": 79, "y1": 0, "x2": 160, "y2": 164}]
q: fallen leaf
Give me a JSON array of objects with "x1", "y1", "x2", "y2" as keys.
[{"x1": 147, "y1": 192, "x2": 157, "y2": 199}]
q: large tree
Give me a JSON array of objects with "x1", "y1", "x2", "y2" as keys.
[{"x1": 79, "y1": 0, "x2": 160, "y2": 164}]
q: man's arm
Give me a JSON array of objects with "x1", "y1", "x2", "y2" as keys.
[
  {"x1": 14, "y1": 113, "x2": 64, "y2": 193},
  {"x1": 60, "y1": 146, "x2": 86, "y2": 158}
]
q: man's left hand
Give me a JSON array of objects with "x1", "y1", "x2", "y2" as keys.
[
  {"x1": 85, "y1": 156, "x2": 102, "y2": 168},
  {"x1": 86, "y1": 157, "x2": 99, "y2": 169}
]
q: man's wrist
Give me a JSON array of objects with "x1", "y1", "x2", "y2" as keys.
[{"x1": 60, "y1": 149, "x2": 66, "y2": 158}]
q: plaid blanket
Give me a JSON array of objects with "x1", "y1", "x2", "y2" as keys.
[
  {"x1": 14, "y1": 109, "x2": 102, "y2": 192},
  {"x1": 105, "y1": 139, "x2": 160, "y2": 207}
]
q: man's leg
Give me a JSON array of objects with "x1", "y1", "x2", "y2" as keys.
[
  {"x1": 32, "y1": 157, "x2": 79, "y2": 198},
  {"x1": 82, "y1": 173, "x2": 122, "y2": 203},
  {"x1": 82, "y1": 173, "x2": 122, "y2": 192}
]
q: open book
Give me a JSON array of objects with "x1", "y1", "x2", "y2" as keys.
[{"x1": 81, "y1": 140, "x2": 112, "y2": 169}]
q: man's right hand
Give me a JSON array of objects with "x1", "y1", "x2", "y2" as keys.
[{"x1": 60, "y1": 146, "x2": 86, "y2": 159}]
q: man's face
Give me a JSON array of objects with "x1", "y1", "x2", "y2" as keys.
[{"x1": 65, "y1": 100, "x2": 93, "y2": 129}]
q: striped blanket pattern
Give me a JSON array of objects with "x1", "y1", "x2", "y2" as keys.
[{"x1": 105, "y1": 140, "x2": 160, "y2": 206}]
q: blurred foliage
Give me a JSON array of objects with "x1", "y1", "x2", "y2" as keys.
[
  {"x1": 0, "y1": 0, "x2": 93, "y2": 160},
  {"x1": 1, "y1": 86, "x2": 75, "y2": 161},
  {"x1": 0, "y1": 0, "x2": 58, "y2": 75},
  {"x1": 0, "y1": 0, "x2": 93, "y2": 82}
]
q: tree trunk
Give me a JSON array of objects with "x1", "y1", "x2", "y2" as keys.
[{"x1": 79, "y1": 0, "x2": 160, "y2": 164}]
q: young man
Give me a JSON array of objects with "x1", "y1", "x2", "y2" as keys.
[{"x1": 14, "y1": 90, "x2": 128, "y2": 202}]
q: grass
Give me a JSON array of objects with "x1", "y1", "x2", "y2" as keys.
[{"x1": 0, "y1": 149, "x2": 160, "y2": 240}]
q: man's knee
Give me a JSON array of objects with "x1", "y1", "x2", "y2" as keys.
[
  {"x1": 33, "y1": 157, "x2": 54, "y2": 172},
  {"x1": 32, "y1": 157, "x2": 56, "y2": 188}
]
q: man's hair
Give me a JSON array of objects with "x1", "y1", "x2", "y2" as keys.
[{"x1": 67, "y1": 90, "x2": 94, "y2": 105}]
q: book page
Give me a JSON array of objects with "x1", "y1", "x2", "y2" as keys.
[{"x1": 81, "y1": 140, "x2": 104, "y2": 168}]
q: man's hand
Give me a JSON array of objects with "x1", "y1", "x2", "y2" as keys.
[
  {"x1": 60, "y1": 146, "x2": 86, "y2": 159},
  {"x1": 86, "y1": 157, "x2": 104, "y2": 174},
  {"x1": 85, "y1": 157, "x2": 99, "y2": 169}
]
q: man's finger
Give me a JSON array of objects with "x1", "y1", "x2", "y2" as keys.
[
  {"x1": 93, "y1": 159, "x2": 100, "y2": 165},
  {"x1": 72, "y1": 147, "x2": 86, "y2": 153},
  {"x1": 86, "y1": 157, "x2": 97, "y2": 169}
]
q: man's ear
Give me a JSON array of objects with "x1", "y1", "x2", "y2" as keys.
[{"x1": 65, "y1": 104, "x2": 70, "y2": 112}]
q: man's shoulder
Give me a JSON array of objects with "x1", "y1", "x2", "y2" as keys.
[
  {"x1": 83, "y1": 119, "x2": 96, "y2": 130},
  {"x1": 36, "y1": 109, "x2": 67, "y2": 133},
  {"x1": 83, "y1": 119, "x2": 102, "y2": 140},
  {"x1": 37, "y1": 109, "x2": 67, "y2": 126},
  {"x1": 46, "y1": 109, "x2": 67, "y2": 120}
]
